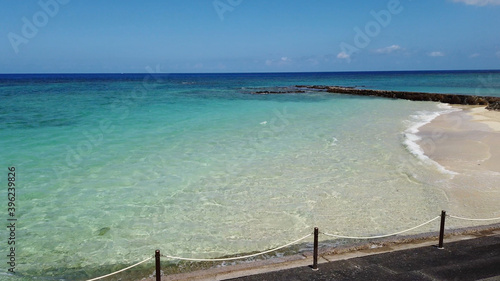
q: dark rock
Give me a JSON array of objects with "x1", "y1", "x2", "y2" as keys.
[
  {"x1": 253, "y1": 88, "x2": 306, "y2": 94},
  {"x1": 477, "y1": 98, "x2": 488, "y2": 105},
  {"x1": 486, "y1": 101, "x2": 500, "y2": 111},
  {"x1": 450, "y1": 95, "x2": 462, "y2": 104},
  {"x1": 290, "y1": 85, "x2": 500, "y2": 109},
  {"x1": 97, "y1": 227, "x2": 110, "y2": 236}
]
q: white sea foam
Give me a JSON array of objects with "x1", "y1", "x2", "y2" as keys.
[{"x1": 403, "y1": 104, "x2": 460, "y2": 176}]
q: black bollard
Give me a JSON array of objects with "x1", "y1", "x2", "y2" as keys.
[
  {"x1": 312, "y1": 227, "x2": 319, "y2": 271},
  {"x1": 438, "y1": 210, "x2": 446, "y2": 249},
  {"x1": 155, "y1": 249, "x2": 161, "y2": 281}
]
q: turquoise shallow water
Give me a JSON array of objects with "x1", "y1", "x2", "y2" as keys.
[{"x1": 0, "y1": 71, "x2": 499, "y2": 280}]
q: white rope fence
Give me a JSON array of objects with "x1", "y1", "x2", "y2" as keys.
[
  {"x1": 322, "y1": 216, "x2": 441, "y2": 240},
  {"x1": 82, "y1": 211, "x2": 500, "y2": 280},
  {"x1": 85, "y1": 256, "x2": 153, "y2": 281},
  {"x1": 448, "y1": 215, "x2": 500, "y2": 222},
  {"x1": 161, "y1": 233, "x2": 312, "y2": 262}
]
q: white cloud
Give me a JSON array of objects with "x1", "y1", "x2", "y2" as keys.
[
  {"x1": 429, "y1": 51, "x2": 445, "y2": 57},
  {"x1": 469, "y1": 53, "x2": 480, "y2": 58},
  {"x1": 451, "y1": 0, "x2": 500, "y2": 6},
  {"x1": 265, "y1": 57, "x2": 292, "y2": 66},
  {"x1": 374, "y1": 45, "x2": 402, "y2": 54},
  {"x1": 337, "y1": 52, "x2": 350, "y2": 60}
]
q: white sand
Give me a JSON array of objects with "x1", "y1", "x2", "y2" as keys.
[
  {"x1": 417, "y1": 105, "x2": 500, "y2": 218},
  {"x1": 468, "y1": 106, "x2": 500, "y2": 132}
]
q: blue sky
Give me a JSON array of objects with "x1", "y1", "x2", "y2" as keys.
[{"x1": 1, "y1": 0, "x2": 500, "y2": 73}]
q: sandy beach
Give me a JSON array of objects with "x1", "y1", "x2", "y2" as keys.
[{"x1": 417, "y1": 106, "x2": 500, "y2": 218}]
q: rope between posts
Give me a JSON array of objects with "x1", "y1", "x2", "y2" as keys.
[
  {"x1": 80, "y1": 211, "x2": 499, "y2": 280},
  {"x1": 85, "y1": 256, "x2": 153, "y2": 281},
  {"x1": 448, "y1": 215, "x2": 500, "y2": 221},
  {"x1": 161, "y1": 233, "x2": 312, "y2": 262},
  {"x1": 322, "y1": 216, "x2": 441, "y2": 240}
]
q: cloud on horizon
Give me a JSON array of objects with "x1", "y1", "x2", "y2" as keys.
[
  {"x1": 337, "y1": 52, "x2": 350, "y2": 60},
  {"x1": 374, "y1": 45, "x2": 403, "y2": 54},
  {"x1": 429, "y1": 51, "x2": 445, "y2": 57},
  {"x1": 451, "y1": 0, "x2": 500, "y2": 6},
  {"x1": 265, "y1": 56, "x2": 292, "y2": 66}
]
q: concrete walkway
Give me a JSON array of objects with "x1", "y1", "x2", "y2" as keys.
[
  {"x1": 227, "y1": 233, "x2": 500, "y2": 281},
  {"x1": 157, "y1": 228, "x2": 500, "y2": 281}
]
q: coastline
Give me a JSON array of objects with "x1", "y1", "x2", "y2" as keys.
[
  {"x1": 253, "y1": 85, "x2": 500, "y2": 217},
  {"x1": 137, "y1": 104, "x2": 500, "y2": 281},
  {"x1": 416, "y1": 105, "x2": 500, "y2": 217}
]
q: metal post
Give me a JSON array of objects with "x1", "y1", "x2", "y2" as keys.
[
  {"x1": 438, "y1": 210, "x2": 446, "y2": 249},
  {"x1": 155, "y1": 249, "x2": 161, "y2": 281},
  {"x1": 312, "y1": 227, "x2": 319, "y2": 271}
]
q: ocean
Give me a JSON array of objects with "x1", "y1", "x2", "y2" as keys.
[{"x1": 1, "y1": 70, "x2": 499, "y2": 280}]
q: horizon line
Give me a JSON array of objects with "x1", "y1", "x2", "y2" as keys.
[{"x1": 1, "y1": 69, "x2": 500, "y2": 76}]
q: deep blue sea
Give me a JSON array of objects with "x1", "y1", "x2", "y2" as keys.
[{"x1": 1, "y1": 70, "x2": 499, "y2": 280}]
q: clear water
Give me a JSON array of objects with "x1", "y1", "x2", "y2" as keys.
[{"x1": 0, "y1": 71, "x2": 499, "y2": 280}]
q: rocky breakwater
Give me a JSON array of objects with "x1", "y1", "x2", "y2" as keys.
[{"x1": 292, "y1": 85, "x2": 500, "y2": 111}]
